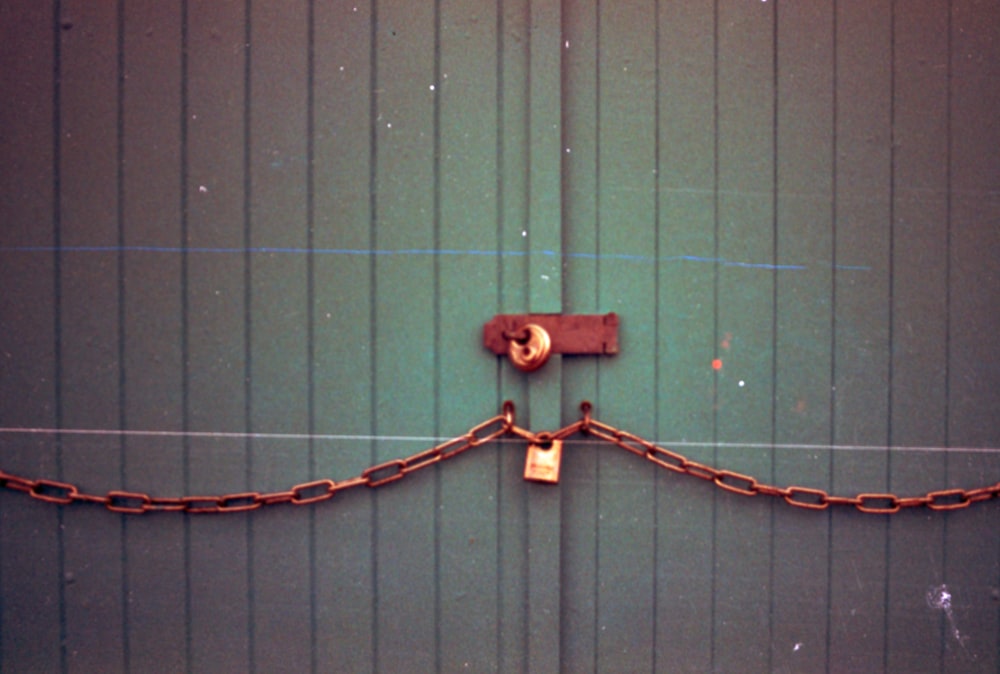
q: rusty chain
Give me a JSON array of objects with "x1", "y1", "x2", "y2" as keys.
[
  {"x1": 0, "y1": 407, "x2": 513, "y2": 515},
  {"x1": 1, "y1": 401, "x2": 997, "y2": 515},
  {"x1": 573, "y1": 402, "x2": 1000, "y2": 514}
]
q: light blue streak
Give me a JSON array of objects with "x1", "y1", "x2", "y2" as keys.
[{"x1": 0, "y1": 245, "x2": 869, "y2": 271}]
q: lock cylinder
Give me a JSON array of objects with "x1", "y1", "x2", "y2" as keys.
[{"x1": 507, "y1": 323, "x2": 552, "y2": 372}]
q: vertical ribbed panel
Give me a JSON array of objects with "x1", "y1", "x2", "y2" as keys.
[{"x1": 0, "y1": 1, "x2": 997, "y2": 672}]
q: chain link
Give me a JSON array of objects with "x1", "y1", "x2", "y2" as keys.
[
  {"x1": 0, "y1": 406, "x2": 512, "y2": 515},
  {"x1": 1, "y1": 400, "x2": 997, "y2": 515},
  {"x1": 578, "y1": 405, "x2": 1000, "y2": 514}
]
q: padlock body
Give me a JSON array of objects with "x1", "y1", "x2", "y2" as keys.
[{"x1": 523, "y1": 440, "x2": 562, "y2": 484}]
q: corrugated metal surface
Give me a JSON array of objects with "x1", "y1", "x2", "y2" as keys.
[{"x1": 1, "y1": 1, "x2": 998, "y2": 672}]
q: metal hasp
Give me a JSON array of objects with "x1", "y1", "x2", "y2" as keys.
[{"x1": 483, "y1": 313, "x2": 620, "y2": 372}]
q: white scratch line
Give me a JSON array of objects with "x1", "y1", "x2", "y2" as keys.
[
  {"x1": 0, "y1": 427, "x2": 998, "y2": 454},
  {"x1": 663, "y1": 440, "x2": 1000, "y2": 455},
  {"x1": 0, "y1": 427, "x2": 438, "y2": 443}
]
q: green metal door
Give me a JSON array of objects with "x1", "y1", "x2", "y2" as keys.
[{"x1": 1, "y1": 1, "x2": 998, "y2": 672}]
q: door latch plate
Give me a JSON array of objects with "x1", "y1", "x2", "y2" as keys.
[{"x1": 483, "y1": 313, "x2": 619, "y2": 361}]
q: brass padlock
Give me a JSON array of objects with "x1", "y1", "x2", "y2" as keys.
[
  {"x1": 507, "y1": 323, "x2": 552, "y2": 372},
  {"x1": 523, "y1": 438, "x2": 562, "y2": 484}
]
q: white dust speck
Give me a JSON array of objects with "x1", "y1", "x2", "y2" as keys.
[
  {"x1": 565, "y1": 147, "x2": 571, "y2": 153},
  {"x1": 738, "y1": 380, "x2": 745, "y2": 387},
  {"x1": 793, "y1": 642, "x2": 802, "y2": 652},
  {"x1": 429, "y1": 84, "x2": 435, "y2": 91},
  {"x1": 564, "y1": 40, "x2": 570, "y2": 48},
  {"x1": 521, "y1": 230, "x2": 527, "y2": 237},
  {"x1": 339, "y1": 66, "x2": 345, "y2": 72},
  {"x1": 541, "y1": 274, "x2": 550, "y2": 281},
  {"x1": 198, "y1": 185, "x2": 208, "y2": 193},
  {"x1": 927, "y1": 584, "x2": 968, "y2": 648}
]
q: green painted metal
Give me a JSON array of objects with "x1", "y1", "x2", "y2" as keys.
[
  {"x1": 1, "y1": 1, "x2": 999, "y2": 672},
  {"x1": 524, "y1": 1, "x2": 563, "y2": 672}
]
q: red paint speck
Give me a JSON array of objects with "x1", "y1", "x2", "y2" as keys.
[{"x1": 711, "y1": 358, "x2": 723, "y2": 371}]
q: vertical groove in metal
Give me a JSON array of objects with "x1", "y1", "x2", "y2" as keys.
[
  {"x1": 886, "y1": 0, "x2": 897, "y2": 473},
  {"x1": 651, "y1": 0, "x2": 662, "y2": 669},
  {"x1": 591, "y1": 2, "x2": 602, "y2": 669},
  {"x1": 825, "y1": 3, "x2": 840, "y2": 669},
  {"x1": 305, "y1": 2, "x2": 317, "y2": 671},
  {"x1": 709, "y1": 0, "x2": 720, "y2": 668},
  {"x1": 367, "y1": 0, "x2": 380, "y2": 667},
  {"x1": 525, "y1": 0, "x2": 563, "y2": 670},
  {"x1": 51, "y1": 1, "x2": 68, "y2": 670},
  {"x1": 431, "y1": 0, "x2": 442, "y2": 668},
  {"x1": 767, "y1": 3, "x2": 779, "y2": 671},
  {"x1": 494, "y1": 0, "x2": 510, "y2": 658},
  {"x1": 940, "y1": 0, "x2": 952, "y2": 662},
  {"x1": 179, "y1": 0, "x2": 192, "y2": 667},
  {"x1": 883, "y1": 4, "x2": 897, "y2": 669},
  {"x1": 242, "y1": 2, "x2": 255, "y2": 671},
  {"x1": 114, "y1": 1, "x2": 129, "y2": 669},
  {"x1": 493, "y1": 0, "x2": 506, "y2": 666}
]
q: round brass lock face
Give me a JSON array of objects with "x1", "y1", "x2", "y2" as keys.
[{"x1": 507, "y1": 323, "x2": 552, "y2": 372}]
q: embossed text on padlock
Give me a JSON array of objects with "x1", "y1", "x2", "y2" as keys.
[
  {"x1": 507, "y1": 323, "x2": 552, "y2": 372},
  {"x1": 524, "y1": 438, "x2": 562, "y2": 484}
]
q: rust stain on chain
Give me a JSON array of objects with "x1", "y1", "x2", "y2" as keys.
[{"x1": 1, "y1": 400, "x2": 998, "y2": 515}]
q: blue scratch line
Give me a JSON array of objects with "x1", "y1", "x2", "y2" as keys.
[{"x1": 0, "y1": 245, "x2": 870, "y2": 271}]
